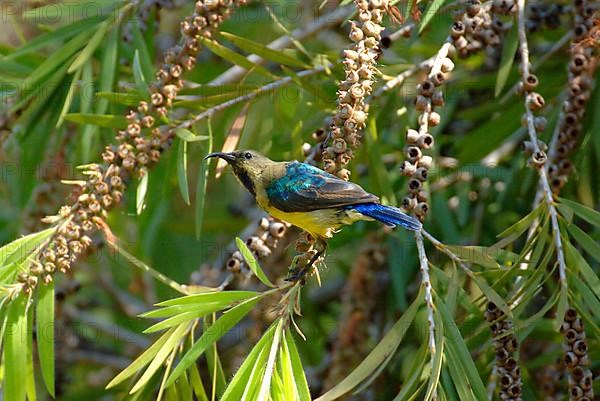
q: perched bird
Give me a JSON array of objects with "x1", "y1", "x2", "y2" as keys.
[{"x1": 206, "y1": 150, "x2": 421, "y2": 277}]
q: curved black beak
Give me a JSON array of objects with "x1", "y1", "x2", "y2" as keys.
[{"x1": 204, "y1": 152, "x2": 236, "y2": 162}]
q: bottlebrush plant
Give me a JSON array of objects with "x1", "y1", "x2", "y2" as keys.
[{"x1": 0, "y1": 0, "x2": 598, "y2": 400}]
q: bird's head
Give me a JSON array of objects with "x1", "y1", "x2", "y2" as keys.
[{"x1": 204, "y1": 150, "x2": 275, "y2": 196}]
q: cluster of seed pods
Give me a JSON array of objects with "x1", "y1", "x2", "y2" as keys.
[
  {"x1": 17, "y1": 0, "x2": 247, "y2": 293},
  {"x1": 546, "y1": 0, "x2": 597, "y2": 193},
  {"x1": 485, "y1": 303, "x2": 523, "y2": 401},
  {"x1": 225, "y1": 217, "x2": 290, "y2": 276},
  {"x1": 561, "y1": 308, "x2": 594, "y2": 401},
  {"x1": 319, "y1": 0, "x2": 389, "y2": 181}
]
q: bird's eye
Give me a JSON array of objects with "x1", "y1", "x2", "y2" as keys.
[{"x1": 244, "y1": 152, "x2": 253, "y2": 160}]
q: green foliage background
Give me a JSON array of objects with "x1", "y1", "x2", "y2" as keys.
[{"x1": 0, "y1": 0, "x2": 598, "y2": 400}]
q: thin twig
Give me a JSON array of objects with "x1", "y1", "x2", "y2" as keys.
[
  {"x1": 421, "y1": 230, "x2": 473, "y2": 274},
  {"x1": 516, "y1": 0, "x2": 568, "y2": 290},
  {"x1": 177, "y1": 66, "x2": 328, "y2": 130},
  {"x1": 208, "y1": 5, "x2": 353, "y2": 85},
  {"x1": 499, "y1": 32, "x2": 572, "y2": 105},
  {"x1": 415, "y1": 231, "x2": 436, "y2": 355},
  {"x1": 372, "y1": 55, "x2": 436, "y2": 99}
]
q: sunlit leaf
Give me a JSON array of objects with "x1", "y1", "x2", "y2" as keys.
[
  {"x1": 5, "y1": 294, "x2": 29, "y2": 401},
  {"x1": 37, "y1": 281, "x2": 56, "y2": 397},
  {"x1": 236, "y1": 237, "x2": 275, "y2": 287},
  {"x1": 177, "y1": 139, "x2": 190, "y2": 205},
  {"x1": 495, "y1": 23, "x2": 519, "y2": 97},
  {"x1": 316, "y1": 294, "x2": 421, "y2": 401},
  {"x1": 136, "y1": 172, "x2": 149, "y2": 215},
  {"x1": 220, "y1": 32, "x2": 309, "y2": 68},
  {"x1": 166, "y1": 297, "x2": 260, "y2": 386},
  {"x1": 64, "y1": 113, "x2": 128, "y2": 128}
]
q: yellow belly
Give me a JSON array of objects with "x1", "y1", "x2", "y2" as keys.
[{"x1": 263, "y1": 204, "x2": 371, "y2": 238}]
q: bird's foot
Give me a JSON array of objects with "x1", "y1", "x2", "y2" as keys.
[{"x1": 285, "y1": 249, "x2": 323, "y2": 283}]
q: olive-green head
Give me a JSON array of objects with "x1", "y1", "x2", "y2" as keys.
[{"x1": 204, "y1": 150, "x2": 276, "y2": 195}]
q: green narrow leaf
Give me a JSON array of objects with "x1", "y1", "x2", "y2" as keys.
[
  {"x1": 423, "y1": 310, "x2": 444, "y2": 401},
  {"x1": 497, "y1": 203, "x2": 545, "y2": 239},
  {"x1": 285, "y1": 331, "x2": 311, "y2": 401},
  {"x1": 205, "y1": 330, "x2": 227, "y2": 397},
  {"x1": 19, "y1": 29, "x2": 93, "y2": 94},
  {"x1": 257, "y1": 319, "x2": 284, "y2": 401},
  {"x1": 25, "y1": 305, "x2": 36, "y2": 401},
  {"x1": 558, "y1": 197, "x2": 600, "y2": 227},
  {"x1": 81, "y1": 24, "x2": 119, "y2": 159},
  {"x1": 199, "y1": 37, "x2": 273, "y2": 78},
  {"x1": 437, "y1": 300, "x2": 487, "y2": 401},
  {"x1": 189, "y1": 362, "x2": 209, "y2": 401},
  {"x1": 56, "y1": 69, "x2": 82, "y2": 128},
  {"x1": 564, "y1": 241, "x2": 600, "y2": 300},
  {"x1": 419, "y1": 0, "x2": 451, "y2": 33},
  {"x1": 136, "y1": 172, "x2": 149, "y2": 215},
  {"x1": 107, "y1": 326, "x2": 181, "y2": 388},
  {"x1": 166, "y1": 297, "x2": 260, "y2": 387},
  {"x1": 567, "y1": 223, "x2": 600, "y2": 264},
  {"x1": 177, "y1": 139, "x2": 191, "y2": 205},
  {"x1": 220, "y1": 324, "x2": 276, "y2": 401},
  {"x1": 68, "y1": 20, "x2": 110, "y2": 73},
  {"x1": 279, "y1": 333, "x2": 297, "y2": 401},
  {"x1": 5, "y1": 295, "x2": 28, "y2": 401},
  {"x1": 196, "y1": 122, "x2": 214, "y2": 240},
  {"x1": 130, "y1": 20, "x2": 155, "y2": 83},
  {"x1": 37, "y1": 282, "x2": 56, "y2": 397},
  {"x1": 7, "y1": 18, "x2": 101, "y2": 59},
  {"x1": 316, "y1": 294, "x2": 422, "y2": 401},
  {"x1": 175, "y1": 128, "x2": 210, "y2": 142},
  {"x1": 64, "y1": 113, "x2": 128, "y2": 128},
  {"x1": 220, "y1": 32, "x2": 309, "y2": 68},
  {"x1": 133, "y1": 50, "x2": 151, "y2": 100},
  {"x1": 392, "y1": 343, "x2": 428, "y2": 401},
  {"x1": 495, "y1": 22, "x2": 519, "y2": 97},
  {"x1": 0, "y1": 227, "x2": 56, "y2": 267},
  {"x1": 156, "y1": 290, "x2": 258, "y2": 307},
  {"x1": 555, "y1": 284, "x2": 569, "y2": 331},
  {"x1": 235, "y1": 238, "x2": 275, "y2": 287},
  {"x1": 130, "y1": 324, "x2": 188, "y2": 393}
]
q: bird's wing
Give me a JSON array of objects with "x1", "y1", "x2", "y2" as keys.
[{"x1": 266, "y1": 162, "x2": 379, "y2": 212}]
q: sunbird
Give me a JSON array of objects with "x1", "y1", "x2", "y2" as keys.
[{"x1": 206, "y1": 150, "x2": 422, "y2": 277}]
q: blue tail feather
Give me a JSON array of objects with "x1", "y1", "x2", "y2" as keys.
[{"x1": 350, "y1": 203, "x2": 422, "y2": 231}]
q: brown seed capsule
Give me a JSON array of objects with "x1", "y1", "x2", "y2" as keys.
[
  {"x1": 573, "y1": 340, "x2": 588, "y2": 356},
  {"x1": 418, "y1": 156, "x2": 433, "y2": 170},
  {"x1": 406, "y1": 129, "x2": 420, "y2": 143},
  {"x1": 400, "y1": 161, "x2": 417, "y2": 176},
  {"x1": 527, "y1": 92, "x2": 545, "y2": 111},
  {"x1": 414, "y1": 167, "x2": 428, "y2": 181},
  {"x1": 565, "y1": 328, "x2": 579, "y2": 343},
  {"x1": 401, "y1": 196, "x2": 417, "y2": 211},
  {"x1": 417, "y1": 134, "x2": 434, "y2": 149},
  {"x1": 441, "y1": 58, "x2": 454, "y2": 73},
  {"x1": 564, "y1": 308, "x2": 578, "y2": 322},
  {"x1": 564, "y1": 351, "x2": 578, "y2": 368},
  {"x1": 451, "y1": 21, "x2": 466, "y2": 38},
  {"x1": 431, "y1": 91, "x2": 445, "y2": 107},
  {"x1": 523, "y1": 74, "x2": 539, "y2": 92},
  {"x1": 580, "y1": 373, "x2": 593, "y2": 390},
  {"x1": 408, "y1": 178, "x2": 422, "y2": 192},
  {"x1": 533, "y1": 116, "x2": 547, "y2": 132},
  {"x1": 269, "y1": 222, "x2": 286, "y2": 238},
  {"x1": 414, "y1": 202, "x2": 428, "y2": 217},
  {"x1": 226, "y1": 256, "x2": 241, "y2": 273},
  {"x1": 431, "y1": 72, "x2": 446, "y2": 87},
  {"x1": 428, "y1": 112, "x2": 441, "y2": 127},
  {"x1": 417, "y1": 80, "x2": 435, "y2": 97},
  {"x1": 406, "y1": 146, "x2": 422, "y2": 162}
]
